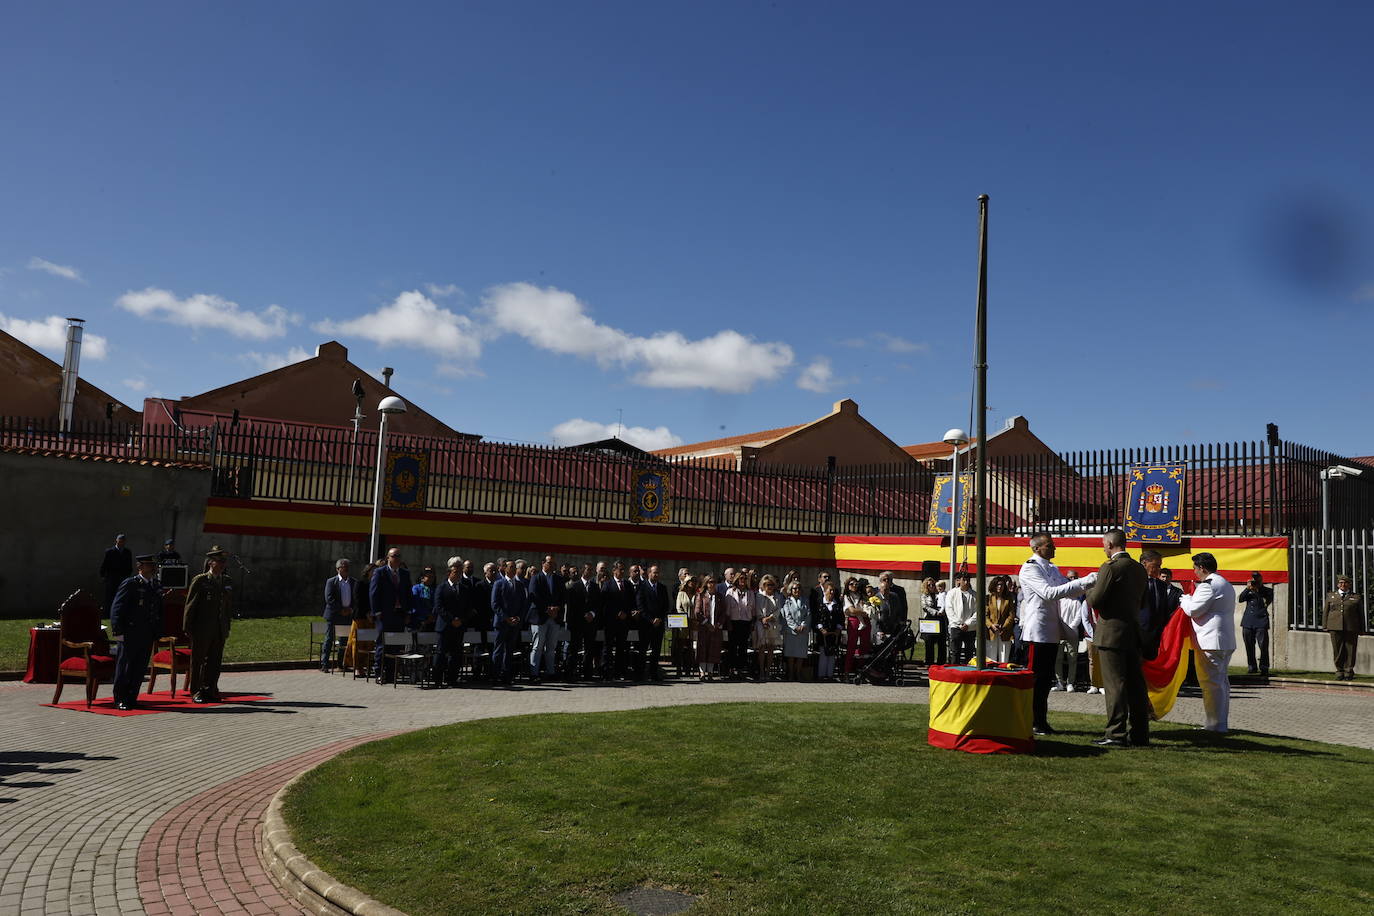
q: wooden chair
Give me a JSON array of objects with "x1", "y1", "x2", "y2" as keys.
[
  {"x1": 52, "y1": 591, "x2": 116, "y2": 708},
  {"x1": 147, "y1": 593, "x2": 190, "y2": 697}
]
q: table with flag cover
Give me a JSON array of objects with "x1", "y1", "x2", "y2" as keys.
[{"x1": 927, "y1": 664, "x2": 1034, "y2": 754}]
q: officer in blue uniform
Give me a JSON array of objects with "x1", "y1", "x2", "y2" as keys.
[{"x1": 110, "y1": 554, "x2": 164, "y2": 710}]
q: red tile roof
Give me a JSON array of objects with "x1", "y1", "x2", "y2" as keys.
[
  {"x1": 902, "y1": 438, "x2": 978, "y2": 460},
  {"x1": 654, "y1": 424, "x2": 805, "y2": 457}
]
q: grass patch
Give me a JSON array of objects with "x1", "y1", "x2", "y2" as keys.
[
  {"x1": 0, "y1": 614, "x2": 319, "y2": 671},
  {"x1": 283, "y1": 703, "x2": 1374, "y2": 915}
]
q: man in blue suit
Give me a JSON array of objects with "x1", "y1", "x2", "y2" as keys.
[
  {"x1": 321, "y1": 558, "x2": 358, "y2": 671},
  {"x1": 369, "y1": 547, "x2": 412, "y2": 683},
  {"x1": 527, "y1": 555, "x2": 566, "y2": 684},
  {"x1": 110, "y1": 555, "x2": 163, "y2": 710},
  {"x1": 490, "y1": 558, "x2": 526, "y2": 685}
]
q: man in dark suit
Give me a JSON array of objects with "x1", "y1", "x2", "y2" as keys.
[
  {"x1": 636, "y1": 565, "x2": 672, "y2": 682},
  {"x1": 433, "y1": 556, "x2": 473, "y2": 686},
  {"x1": 1085, "y1": 529, "x2": 1151, "y2": 748},
  {"x1": 565, "y1": 562, "x2": 599, "y2": 680},
  {"x1": 184, "y1": 547, "x2": 234, "y2": 703},
  {"x1": 100, "y1": 534, "x2": 134, "y2": 617},
  {"x1": 527, "y1": 555, "x2": 565, "y2": 684},
  {"x1": 369, "y1": 547, "x2": 413, "y2": 682},
  {"x1": 490, "y1": 558, "x2": 526, "y2": 685},
  {"x1": 601, "y1": 561, "x2": 633, "y2": 679},
  {"x1": 110, "y1": 554, "x2": 163, "y2": 710},
  {"x1": 321, "y1": 558, "x2": 358, "y2": 671},
  {"x1": 1137, "y1": 549, "x2": 1181, "y2": 661}
]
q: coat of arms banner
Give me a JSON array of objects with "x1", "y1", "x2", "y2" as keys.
[
  {"x1": 384, "y1": 449, "x2": 429, "y2": 509},
  {"x1": 1124, "y1": 462, "x2": 1185, "y2": 544},
  {"x1": 927, "y1": 474, "x2": 972, "y2": 537}
]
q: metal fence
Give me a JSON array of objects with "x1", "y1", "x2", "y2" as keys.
[
  {"x1": 1288, "y1": 528, "x2": 1374, "y2": 630},
  {"x1": 7, "y1": 415, "x2": 1374, "y2": 539}
]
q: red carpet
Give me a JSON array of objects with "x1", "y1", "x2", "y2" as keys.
[{"x1": 46, "y1": 690, "x2": 271, "y2": 716}]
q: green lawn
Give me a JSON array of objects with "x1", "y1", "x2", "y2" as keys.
[
  {"x1": 0, "y1": 614, "x2": 319, "y2": 672},
  {"x1": 284, "y1": 703, "x2": 1374, "y2": 916}
]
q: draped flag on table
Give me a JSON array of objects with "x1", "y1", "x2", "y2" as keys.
[
  {"x1": 1143, "y1": 608, "x2": 1196, "y2": 719},
  {"x1": 927, "y1": 665, "x2": 1034, "y2": 754},
  {"x1": 927, "y1": 474, "x2": 972, "y2": 536},
  {"x1": 383, "y1": 449, "x2": 429, "y2": 509},
  {"x1": 631, "y1": 468, "x2": 672, "y2": 523},
  {"x1": 1124, "y1": 462, "x2": 1185, "y2": 544}
]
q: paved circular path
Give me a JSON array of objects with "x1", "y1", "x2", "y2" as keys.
[{"x1": 1, "y1": 671, "x2": 1370, "y2": 915}]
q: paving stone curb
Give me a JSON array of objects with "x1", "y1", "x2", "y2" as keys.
[{"x1": 260, "y1": 767, "x2": 406, "y2": 916}]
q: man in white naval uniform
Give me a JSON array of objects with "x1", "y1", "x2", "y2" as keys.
[
  {"x1": 1179, "y1": 552, "x2": 1236, "y2": 733},
  {"x1": 1018, "y1": 533, "x2": 1096, "y2": 736}
]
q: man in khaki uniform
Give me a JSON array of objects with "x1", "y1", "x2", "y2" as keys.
[
  {"x1": 1084, "y1": 528, "x2": 1150, "y2": 748},
  {"x1": 1324, "y1": 575, "x2": 1364, "y2": 681},
  {"x1": 184, "y1": 546, "x2": 234, "y2": 702}
]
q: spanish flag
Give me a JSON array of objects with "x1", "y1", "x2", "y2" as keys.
[
  {"x1": 1142, "y1": 608, "x2": 1197, "y2": 718},
  {"x1": 927, "y1": 666, "x2": 1035, "y2": 754}
]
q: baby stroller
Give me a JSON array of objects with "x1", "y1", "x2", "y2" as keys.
[{"x1": 851, "y1": 621, "x2": 916, "y2": 686}]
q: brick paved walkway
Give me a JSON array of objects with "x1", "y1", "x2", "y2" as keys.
[{"x1": 1, "y1": 670, "x2": 1370, "y2": 915}]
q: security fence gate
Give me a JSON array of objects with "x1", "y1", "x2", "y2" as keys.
[{"x1": 1289, "y1": 528, "x2": 1374, "y2": 630}]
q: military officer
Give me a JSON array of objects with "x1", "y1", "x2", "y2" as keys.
[
  {"x1": 184, "y1": 546, "x2": 234, "y2": 703},
  {"x1": 1324, "y1": 575, "x2": 1364, "y2": 681},
  {"x1": 110, "y1": 554, "x2": 163, "y2": 710}
]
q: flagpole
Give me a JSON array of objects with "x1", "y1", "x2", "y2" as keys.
[{"x1": 974, "y1": 195, "x2": 990, "y2": 670}]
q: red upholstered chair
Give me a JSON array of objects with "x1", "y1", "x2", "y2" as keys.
[
  {"x1": 52, "y1": 591, "x2": 116, "y2": 708},
  {"x1": 147, "y1": 593, "x2": 190, "y2": 697}
]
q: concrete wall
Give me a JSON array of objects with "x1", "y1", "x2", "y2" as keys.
[{"x1": 0, "y1": 452, "x2": 211, "y2": 616}]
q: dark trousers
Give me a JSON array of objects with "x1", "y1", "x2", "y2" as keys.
[
  {"x1": 922, "y1": 630, "x2": 947, "y2": 665},
  {"x1": 948, "y1": 628, "x2": 975, "y2": 665},
  {"x1": 434, "y1": 625, "x2": 464, "y2": 684},
  {"x1": 638, "y1": 624, "x2": 665, "y2": 680},
  {"x1": 321, "y1": 614, "x2": 346, "y2": 669},
  {"x1": 1030, "y1": 642, "x2": 1058, "y2": 729},
  {"x1": 492, "y1": 624, "x2": 521, "y2": 682},
  {"x1": 568, "y1": 627, "x2": 599, "y2": 678},
  {"x1": 113, "y1": 637, "x2": 153, "y2": 704},
  {"x1": 1097, "y1": 644, "x2": 1151, "y2": 744},
  {"x1": 603, "y1": 623, "x2": 628, "y2": 678},
  {"x1": 102, "y1": 579, "x2": 121, "y2": 618},
  {"x1": 189, "y1": 635, "x2": 225, "y2": 697},
  {"x1": 1330, "y1": 630, "x2": 1359, "y2": 677},
  {"x1": 1242, "y1": 626, "x2": 1270, "y2": 673},
  {"x1": 728, "y1": 620, "x2": 752, "y2": 675}
]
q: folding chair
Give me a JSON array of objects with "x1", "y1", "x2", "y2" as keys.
[
  {"x1": 413, "y1": 631, "x2": 440, "y2": 686},
  {"x1": 333, "y1": 625, "x2": 352, "y2": 673},
  {"x1": 352, "y1": 628, "x2": 378, "y2": 680},
  {"x1": 309, "y1": 621, "x2": 329, "y2": 667},
  {"x1": 382, "y1": 631, "x2": 413, "y2": 686}
]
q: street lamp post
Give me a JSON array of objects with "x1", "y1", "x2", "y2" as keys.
[
  {"x1": 943, "y1": 428, "x2": 970, "y2": 596},
  {"x1": 369, "y1": 396, "x2": 408, "y2": 562}
]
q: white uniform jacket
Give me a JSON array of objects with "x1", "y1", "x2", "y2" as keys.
[
  {"x1": 1180, "y1": 573, "x2": 1236, "y2": 651},
  {"x1": 1017, "y1": 556, "x2": 1094, "y2": 644}
]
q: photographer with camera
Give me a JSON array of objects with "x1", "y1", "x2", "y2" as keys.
[{"x1": 1237, "y1": 571, "x2": 1273, "y2": 676}]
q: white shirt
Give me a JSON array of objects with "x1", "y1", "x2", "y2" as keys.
[
  {"x1": 1181, "y1": 573, "x2": 1237, "y2": 651},
  {"x1": 1017, "y1": 555, "x2": 1095, "y2": 644},
  {"x1": 1060, "y1": 593, "x2": 1088, "y2": 639},
  {"x1": 946, "y1": 588, "x2": 978, "y2": 629},
  {"x1": 337, "y1": 574, "x2": 352, "y2": 608}
]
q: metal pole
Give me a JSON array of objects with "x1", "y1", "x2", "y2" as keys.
[
  {"x1": 369, "y1": 410, "x2": 391, "y2": 562},
  {"x1": 949, "y1": 444, "x2": 960, "y2": 594},
  {"x1": 1322, "y1": 473, "x2": 1330, "y2": 532},
  {"x1": 974, "y1": 194, "x2": 989, "y2": 670}
]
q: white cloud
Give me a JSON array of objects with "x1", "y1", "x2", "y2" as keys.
[
  {"x1": 550, "y1": 417, "x2": 684, "y2": 451},
  {"x1": 0, "y1": 313, "x2": 109, "y2": 359},
  {"x1": 239, "y1": 346, "x2": 313, "y2": 373},
  {"x1": 840, "y1": 333, "x2": 927, "y2": 354},
  {"x1": 425, "y1": 283, "x2": 463, "y2": 298},
  {"x1": 797, "y1": 356, "x2": 836, "y2": 393},
  {"x1": 123, "y1": 377, "x2": 148, "y2": 392},
  {"x1": 27, "y1": 256, "x2": 83, "y2": 283},
  {"x1": 116, "y1": 287, "x2": 295, "y2": 340},
  {"x1": 315, "y1": 290, "x2": 482, "y2": 371},
  {"x1": 482, "y1": 282, "x2": 793, "y2": 393}
]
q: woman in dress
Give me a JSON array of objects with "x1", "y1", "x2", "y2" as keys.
[
  {"x1": 813, "y1": 582, "x2": 844, "y2": 681},
  {"x1": 754, "y1": 574, "x2": 782, "y2": 681},
  {"x1": 985, "y1": 575, "x2": 1016, "y2": 663},
  {"x1": 724, "y1": 571, "x2": 757, "y2": 679},
  {"x1": 674, "y1": 575, "x2": 699, "y2": 677},
  {"x1": 694, "y1": 574, "x2": 724, "y2": 680},
  {"x1": 779, "y1": 580, "x2": 810, "y2": 681},
  {"x1": 843, "y1": 577, "x2": 872, "y2": 674}
]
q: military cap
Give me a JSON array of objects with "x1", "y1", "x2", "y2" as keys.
[
  {"x1": 205, "y1": 546, "x2": 228, "y2": 560},
  {"x1": 135, "y1": 554, "x2": 157, "y2": 564}
]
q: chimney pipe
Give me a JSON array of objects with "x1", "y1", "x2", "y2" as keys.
[
  {"x1": 382, "y1": 367, "x2": 394, "y2": 388},
  {"x1": 59, "y1": 318, "x2": 84, "y2": 431}
]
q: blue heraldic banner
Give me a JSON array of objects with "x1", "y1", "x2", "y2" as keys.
[
  {"x1": 927, "y1": 474, "x2": 972, "y2": 536},
  {"x1": 1124, "y1": 462, "x2": 1185, "y2": 544},
  {"x1": 383, "y1": 449, "x2": 429, "y2": 510},
  {"x1": 632, "y1": 468, "x2": 671, "y2": 523}
]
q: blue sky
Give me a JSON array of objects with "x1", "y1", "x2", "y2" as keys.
[{"x1": 2, "y1": 2, "x2": 1372, "y2": 456}]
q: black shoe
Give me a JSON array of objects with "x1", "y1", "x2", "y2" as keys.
[
  {"x1": 528, "y1": 678, "x2": 542, "y2": 686},
  {"x1": 1093, "y1": 737, "x2": 1130, "y2": 748},
  {"x1": 191, "y1": 693, "x2": 210, "y2": 704},
  {"x1": 1032, "y1": 725, "x2": 1056, "y2": 736},
  {"x1": 115, "y1": 701, "x2": 132, "y2": 711}
]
